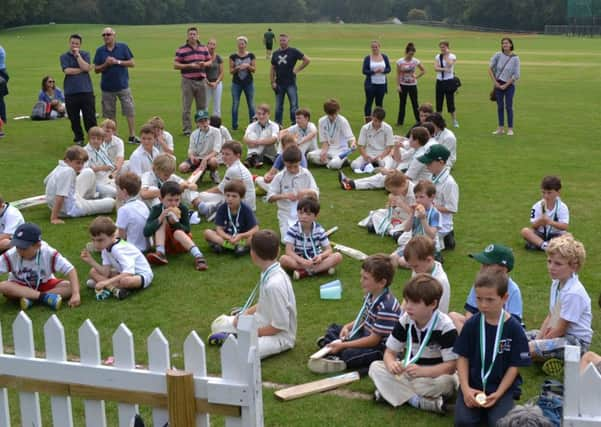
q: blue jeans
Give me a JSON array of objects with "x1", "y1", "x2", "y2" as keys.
[
  {"x1": 231, "y1": 81, "x2": 255, "y2": 130},
  {"x1": 495, "y1": 81, "x2": 515, "y2": 127},
  {"x1": 364, "y1": 83, "x2": 386, "y2": 117},
  {"x1": 274, "y1": 83, "x2": 298, "y2": 125},
  {"x1": 0, "y1": 97, "x2": 5, "y2": 123}
]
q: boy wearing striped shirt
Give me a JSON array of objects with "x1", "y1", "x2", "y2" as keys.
[
  {"x1": 369, "y1": 273, "x2": 458, "y2": 414},
  {"x1": 309, "y1": 254, "x2": 401, "y2": 374},
  {"x1": 84, "y1": 126, "x2": 117, "y2": 198}
]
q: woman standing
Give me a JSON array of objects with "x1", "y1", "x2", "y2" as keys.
[
  {"x1": 229, "y1": 36, "x2": 256, "y2": 130},
  {"x1": 0, "y1": 44, "x2": 8, "y2": 137},
  {"x1": 362, "y1": 40, "x2": 391, "y2": 122},
  {"x1": 396, "y1": 42, "x2": 425, "y2": 126},
  {"x1": 39, "y1": 76, "x2": 66, "y2": 118},
  {"x1": 489, "y1": 38, "x2": 520, "y2": 136},
  {"x1": 206, "y1": 38, "x2": 224, "y2": 118},
  {"x1": 434, "y1": 40, "x2": 459, "y2": 128}
]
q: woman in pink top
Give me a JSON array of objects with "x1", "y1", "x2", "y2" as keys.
[{"x1": 396, "y1": 42, "x2": 425, "y2": 126}]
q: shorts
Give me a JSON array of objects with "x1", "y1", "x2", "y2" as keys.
[
  {"x1": 265, "y1": 43, "x2": 273, "y2": 50},
  {"x1": 165, "y1": 225, "x2": 191, "y2": 254},
  {"x1": 17, "y1": 277, "x2": 64, "y2": 292},
  {"x1": 535, "y1": 230, "x2": 563, "y2": 242},
  {"x1": 102, "y1": 88, "x2": 135, "y2": 118}
]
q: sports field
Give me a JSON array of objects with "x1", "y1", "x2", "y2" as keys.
[{"x1": 0, "y1": 23, "x2": 600, "y2": 425}]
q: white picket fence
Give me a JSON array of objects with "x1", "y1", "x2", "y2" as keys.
[
  {"x1": 0, "y1": 312, "x2": 263, "y2": 427},
  {"x1": 563, "y1": 345, "x2": 601, "y2": 426}
]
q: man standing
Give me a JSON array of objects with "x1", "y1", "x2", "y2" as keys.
[
  {"x1": 60, "y1": 34, "x2": 96, "y2": 146},
  {"x1": 174, "y1": 27, "x2": 212, "y2": 136},
  {"x1": 263, "y1": 28, "x2": 275, "y2": 60},
  {"x1": 94, "y1": 27, "x2": 138, "y2": 144},
  {"x1": 270, "y1": 34, "x2": 310, "y2": 126},
  {"x1": 0, "y1": 44, "x2": 8, "y2": 138}
]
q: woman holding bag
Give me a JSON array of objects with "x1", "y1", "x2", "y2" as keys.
[{"x1": 489, "y1": 38, "x2": 520, "y2": 136}]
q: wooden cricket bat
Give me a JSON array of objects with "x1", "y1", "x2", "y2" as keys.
[
  {"x1": 325, "y1": 226, "x2": 338, "y2": 237},
  {"x1": 308, "y1": 339, "x2": 341, "y2": 360},
  {"x1": 187, "y1": 167, "x2": 205, "y2": 184},
  {"x1": 331, "y1": 242, "x2": 368, "y2": 261},
  {"x1": 274, "y1": 371, "x2": 360, "y2": 401},
  {"x1": 11, "y1": 195, "x2": 47, "y2": 210}
]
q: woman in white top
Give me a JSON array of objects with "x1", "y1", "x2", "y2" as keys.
[
  {"x1": 488, "y1": 38, "x2": 520, "y2": 136},
  {"x1": 433, "y1": 40, "x2": 459, "y2": 128},
  {"x1": 396, "y1": 42, "x2": 425, "y2": 126},
  {"x1": 362, "y1": 40, "x2": 391, "y2": 123}
]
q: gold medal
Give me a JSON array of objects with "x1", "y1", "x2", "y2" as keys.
[{"x1": 475, "y1": 392, "x2": 487, "y2": 406}]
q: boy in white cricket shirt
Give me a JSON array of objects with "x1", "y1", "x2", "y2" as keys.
[
  {"x1": 350, "y1": 107, "x2": 394, "y2": 171},
  {"x1": 266, "y1": 146, "x2": 319, "y2": 241},
  {"x1": 279, "y1": 108, "x2": 318, "y2": 155},
  {"x1": 84, "y1": 126, "x2": 117, "y2": 198},
  {"x1": 100, "y1": 119, "x2": 125, "y2": 177},
  {"x1": 45, "y1": 145, "x2": 115, "y2": 224},
  {"x1": 128, "y1": 125, "x2": 160, "y2": 177},
  {"x1": 369, "y1": 274, "x2": 458, "y2": 414},
  {"x1": 196, "y1": 140, "x2": 256, "y2": 217},
  {"x1": 308, "y1": 98, "x2": 356, "y2": 170},
  {"x1": 417, "y1": 144, "x2": 458, "y2": 250},
  {"x1": 178, "y1": 110, "x2": 221, "y2": 183},
  {"x1": 149, "y1": 116, "x2": 174, "y2": 156},
  {"x1": 0, "y1": 223, "x2": 80, "y2": 310},
  {"x1": 115, "y1": 172, "x2": 150, "y2": 253},
  {"x1": 141, "y1": 154, "x2": 200, "y2": 210},
  {"x1": 81, "y1": 216, "x2": 153, "y2": 301},
  {"x1": 243, "y1": 103, "x2": 279, "y2": 168},
  {"x1": 0, "y1": 194, "x2": 25, "y2": 253}
]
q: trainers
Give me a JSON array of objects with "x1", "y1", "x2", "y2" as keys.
[
  {"x1": 307, "y1": 356, "x2": 346, "y2": 374},
  {"x1": 315, "y1": 335, "x2": 326, "y2": 348},
  {"x1": 542, "y1": 358, "x2": 564, "y2": 377},
  {"x1": 327, "y1": 267, "x2": 336, "y2": 276},
  {"x1": 234, "y1": 245, "x2": 249, "y2": 257},
  {"x1": 338, "y1": 170, "x2": 352, "y2": 191},
  {"x1": 210, "y1": 170, "x2": 220, "y2": 184},
  {"x1": 210, "y1": 242, "x2": 223, "y2": 254},
  {"x1": 453, "y1": 120, "x2": 459, "y2": 128},
  {"x1": 194, "y1": 256, "x2": 208, "y2": 271},
  {"x1": 128, "y1": 136, "x2": 140, "y2": 144},
  {"x1": 418, "y1": 396, "x2": 445, "y2": 414},
  {"x1": 293, "y1": 269, "x2": 309, "y2": 280},
  {"x1": 111, "y1": 287, "x2": 130, "y2": 300},
  {"x1": 95, "y1": 289, "x2": 111, "y2": 301},
  {"x1": 147, "y1": 251, "x2": 168, "y2": 265},
  {"x1": 41, "y1": 293, "x2": 62, "y2": 310},
  {"x1": 20, "y1": 297, "x2": 33, "y2": 310},
  {"x1": 86, "y1": 279, "x2": 97, "y2": 289},
  {"x1": 183, "y1": 130, "x2": 191, "y2": 136},
  {"x1": 208, "y1": 331, "x2": 235, "y2": 346},
  {"x1": 443, "y1": 230, "x2": 456, "y2": 250},
  {"x1": 507, "y1": 129, "x2": 514, "y2": 136},
  {"x1": 492, "y1": 129, "x2": 504, "y2": 135},
  {"x1": 0, "y1": 131, "x2": 5, "y2": 138}
]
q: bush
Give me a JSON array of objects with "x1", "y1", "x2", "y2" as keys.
[{"x1": 407, "y1": 8, "x2": 428, "y2": 21}]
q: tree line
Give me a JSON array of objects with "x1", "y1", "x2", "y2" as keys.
[{"x1": 1, "y1": 0, "x2": 567, "y2": 31}]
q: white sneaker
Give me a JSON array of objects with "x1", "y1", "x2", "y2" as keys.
[
  {"x1": 327, "y1": 267, "x2": 336, "y2": 275},
  {"x1": 453, "y1": 120, "x2": 459, "y2": 128},
  {"x1": 492, "y1": 129, "x2": 504, "y2": 135},
  {"x1": 418, "y1": 396, "x2": 445, "y2": 414},
  {"x1": 507, "y1": 129, "x2": 514, "y2": 136},
  {"x1": 307, "y1": 356, "x2": 346, "y2": 374},
  {"x1": 86, "y1": 279, "x2": 96, "y2": 289}
]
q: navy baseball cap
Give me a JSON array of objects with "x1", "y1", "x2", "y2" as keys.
[{"x1": 11, "y1": 223, "x2": 42, "y2": 249}]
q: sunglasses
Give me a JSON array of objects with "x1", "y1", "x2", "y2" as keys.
[
  {"x1": 47, "y1": 80, "x2": 55, "y2": 83},
  {"x1": 102, "y1": 33, "x2": 113, "y2": 37}
]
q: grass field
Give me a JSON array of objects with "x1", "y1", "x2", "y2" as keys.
[{"x1": 0, "y1": 22, "x2": 600, "y2": 426}]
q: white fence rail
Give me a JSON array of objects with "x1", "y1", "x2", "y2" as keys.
[
  {"x1": 563, "y1": 345, "x2": 601, "y2": 427},
  {"x1": 0, "y1": 312, "x2": 263, "y2": 427}
]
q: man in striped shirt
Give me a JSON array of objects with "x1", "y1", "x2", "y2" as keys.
[
  {"x1": 174, "y1": 27, "x2": 212, "y2": 136},
  {"x1": 309, "y1": 254, "x2": 401, "y2": 374}
]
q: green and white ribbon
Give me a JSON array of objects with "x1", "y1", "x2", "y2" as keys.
[
  {"x1": 480, "y1": 309, "x2": 506, "y2": 391},
  {"x1": 403, "y1": 311, "x2": 439, "y2": 366}
]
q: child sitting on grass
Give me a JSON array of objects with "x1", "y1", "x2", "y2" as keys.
[
  {"x1": 255, "y1": 133, "x2": 308, "y2": 193},
  {"x1": 203, "y1": 179, "x2": 258, "y2": 256},
  {"x1": 369, "y1": 273, "x2": 458, "y2": 414},
  {"x1": 179, "y1": 110, "x2": 221, "y2": 183},
  {"x1": 143, "y1": 181, "x2": 207, "y2": 271},
  {"x1": 84, "y1": 126, "x2": 117, "y2": 198},
  {"x1": 0, "y1": 194, "x2": 25, "y2": 253},
  {"x1": 0, "y1": 223, "x2": 80, "y2": 310},
  {"x1": 115, "y1": 172, "x2": 150, "y2": 253},
  {"x1": 279, "y1": 197, "x2": 342, "y2": 280},
  {"x1": 520, "y1": 175, "x2": 569, "y2": 252},
  {"x1": 148, "y1": 115, "x2": 174, "y2": 156},
  {"x1": 527, "y1": 234, "x2": 592, "y2": 374},
  {"x1": 81, "y1": 216, "x2": 153, "y2": 301},
  {"x1": 100, "y1": 119, "x2": 125, "y2": 177},
  {"x1": 128, "y1": 124, "x2": 160, "y2": 177},
  {"x1": 309, "y1": 254, "x2": 400, "y2": 374}
]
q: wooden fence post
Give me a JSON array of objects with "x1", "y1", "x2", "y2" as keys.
[{"x1": 166, "y1": 369, "x2": 196, "y2": 427}]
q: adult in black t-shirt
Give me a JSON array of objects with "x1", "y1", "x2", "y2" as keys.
[{"x1": 270, "y1": 34, "x2": 310, "y2": 126}]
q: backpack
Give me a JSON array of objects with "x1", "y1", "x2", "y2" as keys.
[
  {"x1": 31, "y1": 101, "x2": 50, "y2": 120},
  {"x1": 536, "y1": 379, "x2": 563, "y2": 427}
]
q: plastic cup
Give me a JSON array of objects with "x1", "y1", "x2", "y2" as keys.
[{"x1": 320, "y1": 279, "x2": 342, "y2": 300}]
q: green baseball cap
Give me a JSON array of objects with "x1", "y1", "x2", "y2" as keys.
[
  {"x1": 194, "y1": 110, "x2": 209, "y2": 121},
  {"x1": 417, "y1": 144, "x2": 450, "y2": 164},
  {"x1": 469, "y1": 244, "x2": 514, "y2": 272}
]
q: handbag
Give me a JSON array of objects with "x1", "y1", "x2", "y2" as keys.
[
  {"x1": 439, "y1": 54, "x2": 461, "y2": 92},
  {"x1": 490, "y1": 54, "x2": 514, "y2": 101}
]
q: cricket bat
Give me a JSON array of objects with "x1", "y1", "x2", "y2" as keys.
[
  {"x1": 11, "y1": 195, "x2": 47, "y2": 209},
  {"x1": 309, "y1": 339, "x2": 341, "y2": 360},
  {"x1": 187, "y1": 166, "x2": 205, "y2": 184},
  {"x1": 274, "y1": 371, "x2": 360, "y2": 401},
  {"x1": 330, "y1": 242, "x2": 368, "y2": 261},
  {"x1": 325, "y1": 226, "x2": 338, "y2": 237}
]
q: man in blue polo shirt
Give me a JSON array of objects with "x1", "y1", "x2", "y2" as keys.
[
  {"x1": 94, "y1": 27, "x2": 138, "y2": 144},
  {"x1": 60, "y1": 34, "x2": 97, "y2": 146},
  {"x1": 270, "y1": 34, "x2": 310, "y2": 126}
]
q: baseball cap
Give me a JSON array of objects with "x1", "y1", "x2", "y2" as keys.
[
  {"x1": 194, "y1": 110, "x2": 209, "y2": 121},
  {"x1": 417, "y1": 144, "x2": 450, "y2": 164},
  {"x1": 11, "y1": 223, "x2": 42, "y2": 249},
  {"x1": 469, "y1": 244, "x2": 514, "y2": 272}
]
